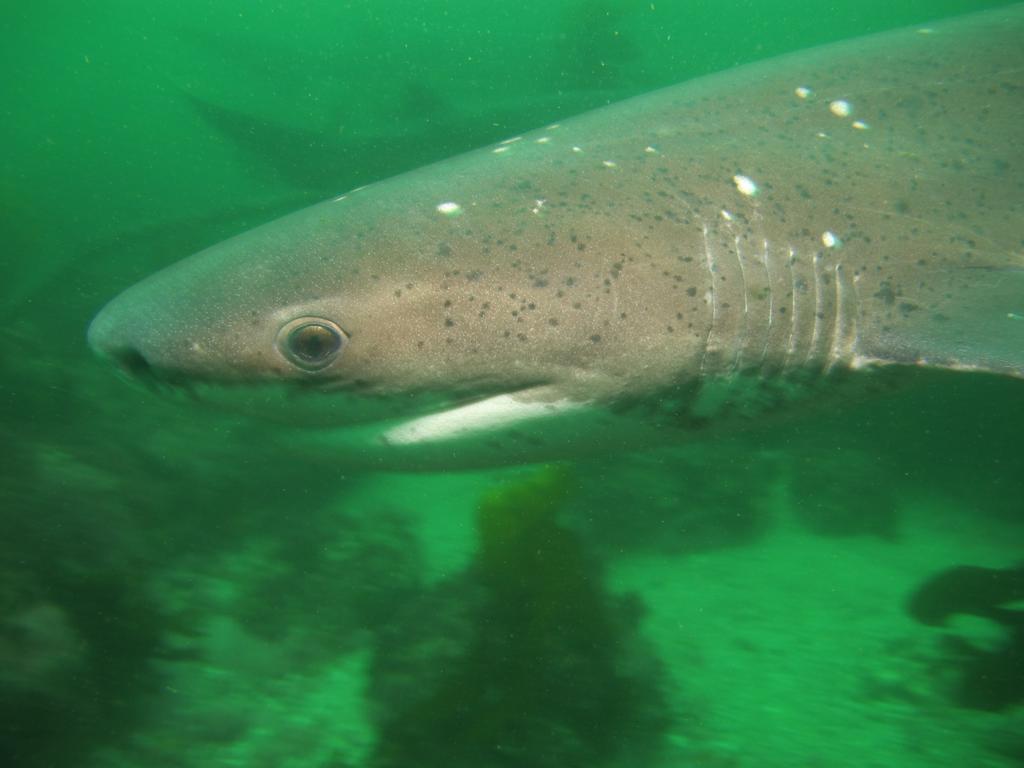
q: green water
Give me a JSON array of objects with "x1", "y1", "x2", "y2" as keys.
[{"x1": 2, "y1": 1, "x2": 1023, "y2": 766}]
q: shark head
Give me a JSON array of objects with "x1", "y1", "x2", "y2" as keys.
[
  {"x1": 89, "y1": 186, "x2": 574, "y2": 429},
  {"x1": 86, "y1": 153, "x2": 685, "y2": 469}
]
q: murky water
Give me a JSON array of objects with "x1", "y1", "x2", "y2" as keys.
[{"x1": 2, "y1": 2, "x2": 1022, "y2": 766}]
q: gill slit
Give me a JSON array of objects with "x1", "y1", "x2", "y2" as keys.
[
  {"x1": 805, "y1": 253, "x2": 825, "y2": 367},
  {"x1": 759, "y1": 238, "x2": 773, "y2": 370},
  {"x1": 733, "y1": 234, "x2": 749, "y2": 373},
  {"x1": 699, "y1": 222, "x2": 716, "y2": 374},
  {"x1": 783, "y1": 247, "x2": 798, "y2": 367}
]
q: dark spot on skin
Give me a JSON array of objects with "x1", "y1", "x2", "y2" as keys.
[
  {"x1": 444, "y1": 300, "x2": 452, "y2": 308},
  {"x1": 899, "y1": 301, "x2": 919, "y2": 316},
  {"x1": 590, "y1": 334, "x2": 602, "y2": 343},
  {"x1": 445, "y1": 318, "x2": 455, "y2": 327},
  {"x1": 548, "y1": 318, "x2": 559, "y2": 326},
  {"x1": 437, "y1": 243, "x2": 452, "y2": 257},
  {"x1": 874, "y1": 282, "x2": 897, "y2": 305},
  {"x1": 686, "y1": 286, "x2": 697, "y2": 297}
]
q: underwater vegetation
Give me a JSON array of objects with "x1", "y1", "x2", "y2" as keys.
[
  {"x1": 0, "y1": 322, "x2": 369, "y2": 767},
  {"x1": 0, "y1": 566, "x2": 165, "y2": 768},
  {"x1": 230, "y1": 505, "x2": 424, "y2": 655},
  {"x1": 368, "y1": 467, "x2": 669, "y2": 768},
  {"x1": 907, "y1": 563, "x2": 1024, "y2": 712}
]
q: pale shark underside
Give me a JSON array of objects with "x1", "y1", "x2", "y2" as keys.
[{"x1": 88, "y1": 6, "x2": 1024, "y2": 469}]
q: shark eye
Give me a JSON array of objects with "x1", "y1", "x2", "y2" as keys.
[{"x1": 277, "y1": 318, "x2": 347, "y2": 371}]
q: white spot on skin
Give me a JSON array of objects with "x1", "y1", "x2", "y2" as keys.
[
  {"x1": 547, "y1": 123, "x2": 561, "y2": 130},
  {"x1": 531, "y1": 199, "x2": 546, "y2": 214},
  {"x1": 436, "y1": 202, "x2": 463, "y2": 216},
  {"x1": 644, "y1": 145, "x2": 659, "y2": 154},
  {"x1": 721, "y1": 209, "x2": 734, "y2": 221},
  {"x1": 602, "y1": 160, "x2": 617, "y2": 168},
  {"x1": 500, "y1": 136, "x2": 522, "y2": 145},
  {"x1": 536, "y1": 136, "x2": 551, "y2": 144},
  {"x1": 493, "y1": 146, "x2": 510, "y2": 154},
  {"x1": 733, "y1": 174, "x2": 758, "y2": 196},
  {"x1": 822, "y1": 231, "x2": 841, "y2": 248},
  {"x1": 852, "y1": 120, "x2": 869, "y2": 130},
  {"x1": 331, "y1": 194, "x2": 347, "y2": 202},
  {"x1": 572, "y1": 146, "x2": 583, "y2": 153},
  {"x1": 1008, "y1": 312, "x2": 1024, "y2": 321},
  {"x1": 795, "y1": 86, "x2": 812, "y2": 99},
  {"x1": 816, "y1": 132, "x2": 828, "y2": 139},
  {"x1": 917, "y1": 27, "x2": 935, "y2": 35},
  {"x1": 829, "y1": 99, "x2": 851, "y2": 117}
]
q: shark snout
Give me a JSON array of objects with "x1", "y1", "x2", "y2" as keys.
[{"x1": 87, "y1": 297, "x2": 158, "y2": 382}]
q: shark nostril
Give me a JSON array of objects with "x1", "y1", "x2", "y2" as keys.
[{"x1": 113, "y1": 348, "x2": 154, "y2": 379}]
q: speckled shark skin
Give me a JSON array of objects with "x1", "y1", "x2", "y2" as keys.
[{"x1": 89, "y1": 6, "x2": 1023, "y2": 468}]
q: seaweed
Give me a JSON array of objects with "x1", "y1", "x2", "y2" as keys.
[
  {"x1": 907, "y1": 563, "x2": 1024, "y2": 711},
  {"x1": 369, "y1": 467, "x2": 668, "y2": 768}
]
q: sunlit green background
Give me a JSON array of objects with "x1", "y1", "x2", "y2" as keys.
[{"x1": 2, "y1": 2, "x2": 1022, "y2": 767}]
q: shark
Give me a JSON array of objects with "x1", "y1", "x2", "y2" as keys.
[{"x1": 88, "y1": 6, "x2": 1024, "y2": 470}]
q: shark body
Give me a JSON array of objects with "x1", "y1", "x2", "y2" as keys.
[{"x1": 89, "y1": 6, "x2": 1024, "y2": 469}]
